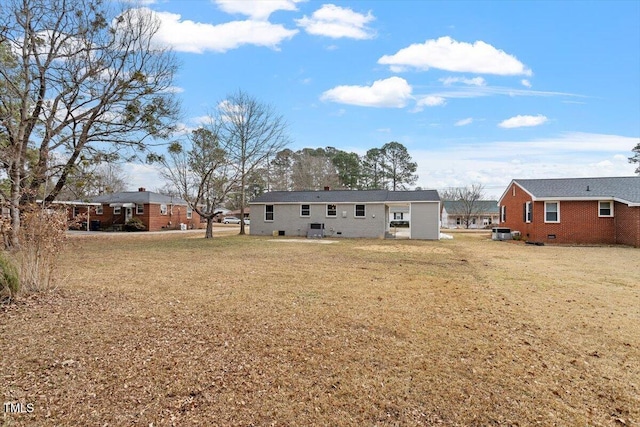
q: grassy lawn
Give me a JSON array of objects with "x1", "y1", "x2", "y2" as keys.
[{"x1": 2, "y1": 231, "x2": 639, "y2": 426}]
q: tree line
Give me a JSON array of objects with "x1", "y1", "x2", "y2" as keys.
[{"x1": 266, "y1": 142, "x2": 417, "y2": 192}]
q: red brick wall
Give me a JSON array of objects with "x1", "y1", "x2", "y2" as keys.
[
  {"x1": 615, "y1": 203, "x2": 640, "y2": 247},
  {"x1": 499, "y1": 182, "x2": 638, "y2": 246},
  {"x1": 499, "y1": 182, "x2": 536, "y2": 238},
  {"x1": 84, "y1": 204, "x2": 205, "y2": 231}
]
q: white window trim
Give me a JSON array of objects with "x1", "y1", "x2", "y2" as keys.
[
  {"x1": 160, "y1": 204, "x2": 168, "y2": 215},
  {"x1": 136, "y1": 204, "x2": 144, "y2": 215},
  {"x1": 113, "y1": 206, "x2": 121, "y2": 215},
  {"x1": 500, "y1": 206, "x2": 506, "y2": 223},
  {"x1": 186, "y1": 206, "x2": 193, "y2": 219},
  {"x1": 326, "y1": 204, "x2": 337, "y2": 217},
  {"x1": 300, "y1": 204, "x2": 310, "y2": 217},
  {"x1": 265, "y1": 205, "x2": 274, "y2": 222},
  {"x1": 354, "y1": 204, "x2": 366, "y2": 218},
  {"x1": 525, "y1": 201, "x2": 532, "y2": 223},
  {"x1": 95, "y1": 205, "x2": 103, "y2": 215},
  {"x1": 598, "y1": 201, "x2": 614, "y2": 217},
  {"x1": 544, "y1": 201, "x2": 560, "y2": 223}
]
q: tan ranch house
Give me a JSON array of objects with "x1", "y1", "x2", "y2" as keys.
[{"x1": 249, "y1": 189, "x2": 441, "y2": 240}]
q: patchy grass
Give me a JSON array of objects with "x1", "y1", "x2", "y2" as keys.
[{"x1": 1, "y1": 231, "x2": 638, "y2": 426}]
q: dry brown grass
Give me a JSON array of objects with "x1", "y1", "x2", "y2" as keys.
[{"x1": 1, "y1": 231, "x2": 638, "y2": 426}]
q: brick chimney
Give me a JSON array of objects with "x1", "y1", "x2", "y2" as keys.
[
  {"x1": 138, "y1": 187, "x2": 146, "y2": 192},
  {"x1": 324, "y1": 186, "x2": 331, "y2": 191}
]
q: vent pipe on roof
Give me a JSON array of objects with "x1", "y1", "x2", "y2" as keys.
[{"x1": 586, "y1": 185, "x2": 590, "y2": 191}]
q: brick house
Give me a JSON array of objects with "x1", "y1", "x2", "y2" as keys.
[
  {"x1": 498, "y1": 177, "x2": 640, "y2": 247},
  {"x1": 68, "y1": 188, "x2": 205, "y2": 231}
]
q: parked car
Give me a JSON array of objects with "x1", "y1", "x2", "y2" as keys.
[
  {"x1": 223, "y1": 217, "x2": 250, "y2": 225},
  {"x1": 223, "y1": 216, "x2": 241, "y2": 224}
]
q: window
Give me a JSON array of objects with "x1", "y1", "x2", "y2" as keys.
[
  {"x1": 393, "y1": 212, "x2": 404, "y2": 220},
  {"x1": 136, "y1": 204, "x2": 144, "y2": 214},
  {"x1": 456, "y1": 217, "x2": 461, "y2": 225},
  {"x1": 113, "y1": 206, "x2": 121, "y2": 215},
  {"x1": 160, "y1": 204, "x2": 167, "y2": 215},
  {"x1": 186, "y1": 206, "x2": 192, "y2": 219},
  {"x1": 326, "y1": 204, "x2": 337, "y2": 217},
  {"x1": 598, "y1": 201, "x2": 613, "y2": 217},
  {"x1": 300, "y1": 204, "x2": 310, "y2": 217},
  {"x1": 523, "y1": 201, "x2": 532, "y2": 223},
  {"x1": 95, "y1": 205, "x2": 103, "y2": 215},
  {"x1": 500, "y1": 206, "x2": 506, "y2": 222},
  {"x1": 355, "y1": 204, "x2": 365, "y2": 218},
  {"x1": 544, "y1": 201, "x2": 559, "y2": 223},
  {"x1": 265, "y1": 205, "x2": 274, "y2": 221}
]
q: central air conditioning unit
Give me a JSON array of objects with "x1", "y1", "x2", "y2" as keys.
[
  {"x1": 307, "y1": 223, "x2": 324, "y2": 238},
  {"x1": 492, "y1": 227, "x2": 512, "y2": 241}
]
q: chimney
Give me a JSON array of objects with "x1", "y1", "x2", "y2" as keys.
[
  {"x1": 323, "y1": 186, "x2": 330, "y2": 191},
  {"x1": 138, "y1": 187, "x2": 146, "y2": 192}
]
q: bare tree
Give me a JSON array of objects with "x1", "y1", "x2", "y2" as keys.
[
  {"x1": 57, "y1": 162, "x2": 128, "y2": 200},
  {"x1": 219, "y1": 90, "x2": 290, "y2": 235},
  {"x1": 0, "y1": 0, "x2": 180, "y2": 247},
  {"x1": 449, "y1": 184, "x2": 486, "y2": 229},
  {"x1": 290, "y1": 148, "x2": 340, "y2": 191},
  {"x1": 156, "y1": 127, "x2": 239, "y2": 239}
]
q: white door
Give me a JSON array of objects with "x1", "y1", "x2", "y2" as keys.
[{"x1": 125, "y1": 207, "x2": 133, "y2": 222}]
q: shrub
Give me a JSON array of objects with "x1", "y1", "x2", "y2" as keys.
[
  {"x1": 0, "y1": 252, "x2": 19, "y2": 303},
  {"x1": 124, "y1": 217, "x2": 146, "y2": 231},
  {"x1": 16, "y1": 205, "x2": 68, "y2": 293}
]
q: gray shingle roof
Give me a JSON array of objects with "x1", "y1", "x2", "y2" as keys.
[
  {"x1": 513, "y1": 177, "x2": 640, "y2": 204},
  {"x1": 443, "y1": 200, "x2": 499, "y2": 214},
  {"x1": 90, "y1": 191, "x2": 189, "y2": 205},
  {"x1": 251, "y1": 190, "x2": 440, "y2": 204}
]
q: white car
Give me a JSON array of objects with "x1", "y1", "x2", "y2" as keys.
[
  {"x1": 223, "y1": 216, "x2": 241, "y2": 224},
  {"x1": 223, "y1": 217, "x2": 250, "y2": 225}
]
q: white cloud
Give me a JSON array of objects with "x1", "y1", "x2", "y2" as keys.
[
  {"x1": 455, "y1": 118, "x2": 473, "y2": 126},
  {"x1": 296, "y1": 4, "x2": 375, "y2": 39},
  {"x1": 215, "y1": 0, "x2": 302, "y2": 20},
  {"x1": 521, "y1": 79, "x2": 532, "y2": 88},
  {"x1": 145, "y1": 9, "x2": 298, "y2": 53},
  {"x1": 411, "y1": 132, "x2": 639, "y2": 195},
  {"x1": 413, "y1": 95, "x2": 446, "y2": 111},
  {"x1": 440, "y1": 76, "x2": 486, "y2": 86},
  {"x1": 123, "y1": 162, "x2": 166, "y2": 191},
  {"x1": 320, "y1": 76, "x2": 412, "y2": 108},
  {"x1": 378, "y1": 36, "x2": 532, "y2": 75},
  {"x1": 498, "y1": 114, "x2": 548, "y2": 128}
]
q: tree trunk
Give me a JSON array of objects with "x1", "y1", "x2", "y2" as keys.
[
  {"x1": 205, "y1": 217, "x2": 214, "y2": 239},
  {"x1": 239, "y1": 175, "x2": 246, "y2": 235}
]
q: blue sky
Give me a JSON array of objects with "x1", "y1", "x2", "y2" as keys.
[{"x1": 126, "y1": 0, "x2": 640, "y2": 197}]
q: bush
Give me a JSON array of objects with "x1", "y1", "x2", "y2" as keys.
[
  {"x1": 0, "y1": 252, "x2": 19, "y2": 303},
  {"x1": 124, "y1": 217, "x2": 146, "y2": 231},
  {"x1": 16, "y1": 205, "x2": 68, "y2": 294}
]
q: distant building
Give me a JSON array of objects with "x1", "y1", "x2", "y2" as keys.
[
  {"x1": 441, "y1": 200, "x2": 499, "y2": 229},
  {"x1": 67, "y1": 188, "x2": 205, "y2": 231}
]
